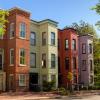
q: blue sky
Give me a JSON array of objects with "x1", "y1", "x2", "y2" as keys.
[{"x1": 0, "y1": 0, "x2": 100, "y2": 36}]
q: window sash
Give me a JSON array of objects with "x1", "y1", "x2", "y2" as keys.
[
  {"x1": 42, "y1": 32, "x2": 46, "y2": 45},
  {"x1": 51, "y1": 32, "x2": 55, "y2": 45},
  {"x1": 30, "y1": 32, "x2": 36, "y2": 46},
  {"x1": 10, "y1": 49, "x2": 14, "y2": 65},
  {"x1": 65, "y1": 39, "x2": 69, "y2": 49},
  {"x1": 10, "y1": 23, "x2": 14, "y2": 38},
  {"x1": 82, "y1": 43, "x2": 86, "y2": 54},
  {"x1": 20, "y1": 49, "x2": 25, "y2": 65},
  {"x1": 19, "y1": 74, "x2": 26, "y2": 86},
  {"x1": 30, "y1": 53, "x2": 36, "y2": 68},
  {"x1": 20, "y1": 23, "x2": 26, "y2": 38},
  {"x1": 51, "y1": 54, "x2": 55, "y2": 68}
]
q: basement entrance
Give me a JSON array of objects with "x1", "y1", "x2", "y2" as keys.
[{"x1": 29, "y1": 73, "x2": 40, "y2": 91}]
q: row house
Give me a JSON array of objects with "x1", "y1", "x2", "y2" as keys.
[
  {"x1": 0, "y1": 7, "x2": 30, "y2": 92},
  {"x1": 78, "y1": 34, "x2": 94, "y2": 86},
  {"x1": 0, "y1": 7, "x2": 94, "y2": 92},
  {"x1": 30, "y1": 19, "x2": 58, "y2": 90},
  {"x1": 58, "y1": 28, "x2": 78, "y2": 88}
]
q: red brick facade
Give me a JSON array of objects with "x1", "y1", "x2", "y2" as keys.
[
  {"x1": 0, "y1": 8, "x2": 30, "y2": 91},
  {"x1": 58, "y1": 28, "x2": 78, "y2": 88}
]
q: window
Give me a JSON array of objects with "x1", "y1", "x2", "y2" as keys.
[
  {"x1": 65, "y1": 39, "x2": 69, "y2": 49},
  {"x1": 19, "y1": 22, "x2": 26, "y2": 38},
  {"x1": 20, "y1": 49, "x2": 25, "y2": 65},
  {"x1": 65, "y1": 57, "x2": 69, "y2": 70},
  {"x1": 73, "y1": 57, "x2": 76, "y2": 69},
  {"x1": 51, "y1": 75, "x2": 56, "y2": 81},
  {"x1": 10, "y1": 23, "x2": 14, "y2": 38},
  {"x1": 30, "y1": 53, "x2": 36, "y2": 68},
  {"x1": 42, "y1": 32, "x2": 46, "y2": 45},
  {"x1": 90, "y1": 60, "x2": 93, "y2": 71},
  {"x1": 30, "y1": 32, "x2": 36, "y2": 46},
  {"x1": 82, "y1": 43, "x2": 86, "y2": 54},
  {"x1": 51, "y1": 54, "x2": 56, "y2": 68},
  {"x1": 51, "y1": 32, "x2": 55, "y2": 45},
  {"x1": 72, "y1": 39, "x2": 76, "y2": 50},
  {"x1": 42, "y1": 54, "x2": 46, "y2": 68},
  {"x1": 82, "y1": 60, "x2": 86, "y2": 71},
  {"x1": 10, "y1": 49, "x2": 14, "y2": 65},
  {"x1": 19, "y1": 74, "x2": 26, "y2": 86},
  {"x1": 89, "y1": 44, "x2": 92, "y2": 54}
]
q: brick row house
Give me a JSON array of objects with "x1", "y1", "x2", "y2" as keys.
[
  {"x1": 0, "y1": 7, "x2": 94, "y2": 92},
  {"x1": 58, "y1": 28, "x2": 78, "y2": 88}
]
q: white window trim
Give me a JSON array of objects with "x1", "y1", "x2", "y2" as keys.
[
  {"x1": 19, "y1": 22, "x2": 26, "y2": 39},
  {"x1": 10, "y1": 23, "x2": 15, "y2": 39},
  {"x1": 19, "y1": 74, "x2": 26, "y2": 86},
  {"x1": 10, "y1": 48, "x2": 14, "y2": 66},
  {"x1": 19, "y1": 49, "x2": 26, "y2": 66}
]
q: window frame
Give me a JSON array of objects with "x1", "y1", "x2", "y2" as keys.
[
  {"x1": 10, "y1": 23, "x2": 15, "y2": 39},
  {"x1": 30, "y1": 52, "x2": 36, "y2": 68},
  {"x1": 30, "y1": 32, "x2": 36, "y2": 46},
  {"x1": 51, "y1": 32, "x2": 55, "y2": 45},
  {"x1": 19, "y1": 22, "x2": 26, "y2": 39},
  {"x1": 82, "y1": 43, "x2": 86, "y2": 54},
  {"x1": 19, "y1": 74, "x2": 26, "y2": 86},
  {"x1": 19, "y1": 48, "x2": 26, "y2": 66},
  {"x1": 51, "y1": 54, "x2": 56, "y2": 68},
  {"x1": 10, "y1": 48, "x2": 14, "y2": 66}
]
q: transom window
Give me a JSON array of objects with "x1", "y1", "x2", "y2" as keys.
[
  {"x1": 20, "y1": 49, "x2": 25, "y2": 65},
  {"x1": 19, "y1": 22, "x2": 26, "y2": 38}
]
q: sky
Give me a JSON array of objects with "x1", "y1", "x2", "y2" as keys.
[{"x1": 0, "y1": 0, "x2": 100, "y2": 36}]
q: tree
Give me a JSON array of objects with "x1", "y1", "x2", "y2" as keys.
[
  {"x1": 0, "y1": 9, "x2": 9, "y2": 36},
  {"x1": 92, "y1": 0, "x2": 100, "y2": 29}
]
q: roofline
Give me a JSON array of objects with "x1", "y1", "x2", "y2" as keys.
[
  {"x1": 78, "y1": 34, "x2": 93, "y2": 37},
  {"x1": 9, "y1": 7, "x2": 30, "y2": 14}
]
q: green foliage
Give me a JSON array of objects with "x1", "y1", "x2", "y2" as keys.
[
  {"x1": 92, "y1": 1, "x2": 100, "y2": 29},
  {"x1": 65, "y1": 20, "x2": 97, "y2": 37},
  {"x1": 58, "y1": 87, "x2": 70, "y2": 95},
  {"x1": 67, "y1": 72, "x2": 73, "y2": 81},
  {"x1": 43, "y1": 80, "x2": 55, "y2": 91},
  {"x1": 0, "y1": 10, "x2": 9, "y2": 36}
]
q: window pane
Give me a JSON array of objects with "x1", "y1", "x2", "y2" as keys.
[
  {"x1": 82, "y1": 43, "x2": 86, "y2": 54},
  {"x1": 30, "y1": 32, "x2": 36, "y2": 46},
  {"x1": 65, "y1": 57, "x2": 69, "y2": 70},
  {"x1": 30, "y1": 53, "x2": 36, "y2": 68},
  {"x1": 72, "y1": 39, "x2": 76, "y2": 50},
  {"x1": 51, "y1": 54, "x2": 55, "y2": 68},
  {"x1": 10, "y1": 23, "x2": 14, "y2": 38},
  {"x1": 42, "y1": 54, "x2": 46, "y2": 68},
  {"x1": 65, "y1": 39, "x2": 69, "y2": 49},
  {"x1": 20, "y1": 49, "x2": 25, "y2": 65},
  {"x1": 51, "y1": 32, "x2": 55, "y2": 45},
  {"x1": 10, "y1": 49, "x2": 14, "y2": 65},
  {"x1": 20, "y1": 23, "x2": 26, "y2": 38},
  {"x1": 42, "y1": 32, "x2": 46, "y2": 45},
  {"x1": 19, "y1": 74, "x2": 26, "y2": 86}
]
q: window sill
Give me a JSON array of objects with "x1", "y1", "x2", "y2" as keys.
[
  {"x1": 10, "y1": 37, "x2": 14, "y2": 39},
  {"x1": 19, "y1": 64, "x2": 26, "y2": 67},
  {"x1": 10, "y1": 64, "x2": 14, "y2": 66},
  {"x1": 19, "y1": 37, "x2": 26, "y2": 40}
]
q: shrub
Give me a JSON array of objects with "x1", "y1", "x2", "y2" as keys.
[
  {"x1": 58, "y1": 87, "x2": 70, "y2": 95},
  {"x1": 43, "y1": 80, "x2": 55, "y2": 91}
]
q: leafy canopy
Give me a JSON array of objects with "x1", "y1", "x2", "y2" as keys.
[{"x1": 0, "y1": 10, "x2": 9, "y2": 36}]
